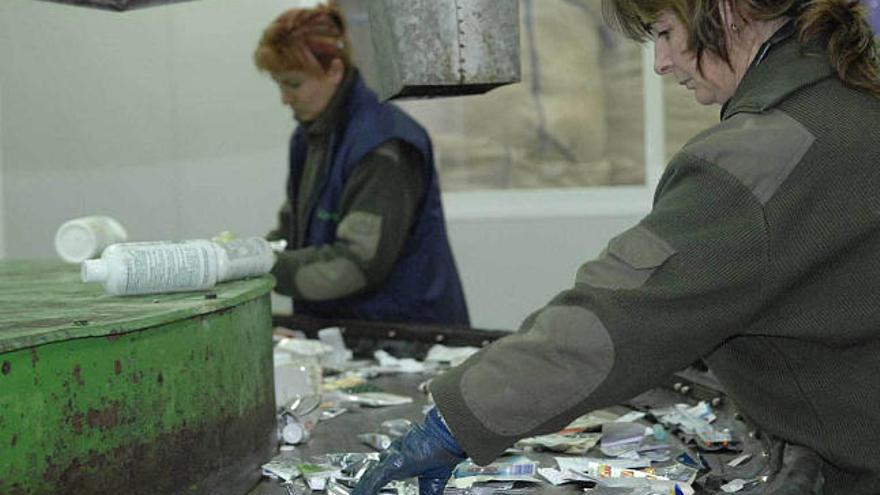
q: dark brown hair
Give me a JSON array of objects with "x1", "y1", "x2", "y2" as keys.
[
  {"x1": 254, "y1": 2, "x2": 353, "y2": 75},
  {"x1": 603, "y1": 0, "x2": 880, "y2": 95}
]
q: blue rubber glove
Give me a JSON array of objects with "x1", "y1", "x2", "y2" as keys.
[{"x1": 352, "y1": 408, "x2": 466, "y2": 495}]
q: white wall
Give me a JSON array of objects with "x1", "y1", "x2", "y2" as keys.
[
  {"x1": 0, "y1": 76, "x2": 6, "y2": 260},
  {"x1": 0, "y1": 0, "x2": 306, "y2": 257},
  {"x1": 0, "y1": 6, "x2": 7, "y2": 259},
  {"x1": 0, "y1": 0, "x2": 650, "y2": 330},
  {"x1": 446, "y1": 205, "x2": 644, "y2": 330}
]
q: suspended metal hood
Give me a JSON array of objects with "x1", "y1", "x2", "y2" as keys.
[
  {"x1": 36, "y1": 0, "x2": 195, "y2": 11},
  {"x1": 38, "y1": 0, "x2": 521, "y2": 99},
  {"x1": 367, "y1": 0, "x2": 520, "y2": 100}
]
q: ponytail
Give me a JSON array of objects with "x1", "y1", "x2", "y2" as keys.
[{"x1": 799, "y1": 0, "x2": 880, "y2": 96}]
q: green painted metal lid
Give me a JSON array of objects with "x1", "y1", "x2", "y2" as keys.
[{"x1": 0, "y1": 260, "x2": 275, "y2": 353}]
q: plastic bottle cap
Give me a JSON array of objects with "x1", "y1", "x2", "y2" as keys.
[
  {"x1": 281, "y1": 421, "x2": 309, "y2": 445},
  {"x1": 55, "y1": 222, "x2": 99, "y2": 264},
  {"x1": 81, "y1": 259, "x2": 109, "y2": 283}
]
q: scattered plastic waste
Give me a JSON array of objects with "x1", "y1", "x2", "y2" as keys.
[
  {"x1": 326, "y1": 478, "x2": 354, "y2": 495},
  {"x1": 276, "y1": 386, "x2": 322, "y2": 447},
  {"x1": 556, "y1": 456, "x2": 652, "y2": 472},
  {"x1": 280, "y1": 413, "x2": 311, "y2": 445},
  {"x1": 600, "y1": 422, "x2": 649, "y2": 457},
  {"x1": 515, "y1": 432, "x2": 601, "y2": 454},
  {"x1": 557, "y1": 410, "x2": 621, "y2": 435},
  {"x1": 425, "y1": 344, "x2": 481, "y2": 367},
  {"x1": 276, "y1": 337, "x2": 334, "y2": 359},
  {"x1": 262, "y1": 455, "x2": 302, "y2": 482},
  {"x1": 324, "y1": 374, "x2": 368, "y2": 391},
  {"x1": 727, "y1": 453, "x2": 752, "y2": 467},
  {"x1": 558, "y1": 459, "x2": 694, "y2": 494},
  {"x1": 275, "y1": 349, "x2": 323, "y2": 409},
  {"x1": 358, "y1": 433, "x2": 392, "y2": 450},
  {"x1": 720, "y1": 477, "x2": 762, "y2": 492},
  {"x1": 452, "y1": 456, "x2": 541, "y2": 489},
  {"x1": 651, "y1": 402, "x2": 735, "y2": 449},
  {"x1": 372, "y1": 350, "x2": 435, "y2": 374},
  {"x1": 653, "y1": 464, "x2": 699, "y2": 485},
  {"x1": 675, "y1": 451, "x2": 708, "y2": 470},
  {"x1": 298, "y1": 463, "x2": 342, "y2": 490},
  {"x1": 321, "y1": 407, "x2": 348, "y2": 421},
  {"x1": 319, "y1": 327, "x2": 354, "y2": 369},
  {"x1": 340, "y1": 391, "x2": 413, "y2": 407},
  {"x1": 652, "y1": 424, "x2": 669, "y2": 441},
  {"x1": 380, "y1": 418, "x2": 413, "y2": 437},
  {"x1": 283, "y1": 478, "x2": 312, "y2": 495},
  {"x1": 263, "y1": 452, "x2": 410, "y2": 495},
  {"x1": 614, "y1": 411, "x2": 647, "y2": 423},
  {"x1": 444, "y1": 481, "x2": 531, "y2": 495},
  {"x1": 260, "y1": 352, "x2": 750, "y2": 495},
  {"x1": 537, "y1": 467, "x2": 594, "y2": 486},
  {"x1": 55, "y1": 215, "x2": 128, "y2": 263}
]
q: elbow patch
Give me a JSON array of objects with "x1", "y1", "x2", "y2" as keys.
[
  {"x1": 337, "y1": 211, "x2": 383, "y2": 261},
  {"x1": 460, "y1": 306, "x2": 615, "y2": 436},
  {"x1": 576, "y1": 225, "x2": 675, "y2": 290},
  {"x1": 295, "y1": 258, "x2": 368, "y2": 300}
]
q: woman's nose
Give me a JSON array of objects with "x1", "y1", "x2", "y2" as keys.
[{"x1": 654, "y1": 41, "x2": 672, "y2": 75}]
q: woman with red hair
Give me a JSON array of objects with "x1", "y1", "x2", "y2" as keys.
[{"x1": 255, "y1": 4, "x2": 470, "y2": 328}]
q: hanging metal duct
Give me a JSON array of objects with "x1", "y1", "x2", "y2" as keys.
[
  {"x1": 36, "y1": 0, "x2": 194, "y2": 11},
  {"x1": 368, "y1": 0, "x2": 520, "y2": 100},
  {"x1": 36, "y1": 0, "x2": 521, "y2": 100}
]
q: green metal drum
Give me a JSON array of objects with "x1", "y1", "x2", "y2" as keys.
[{"x1": 0, "y1": 261, "x2": 277, "y2": 495}]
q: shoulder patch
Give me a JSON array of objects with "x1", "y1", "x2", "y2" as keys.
[
  {"x1": 371, "y1": 142, "x2": 403, "y2": 163},
  {"x1": 682, "y1": 110, "x2": 815, "y2": 205}
]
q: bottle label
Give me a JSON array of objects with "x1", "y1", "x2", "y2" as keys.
[
  {"x1": 219, "y1": 238, "x2": 274, "y2": 281},
  {"x1": 124, "y1": 243, "x2": 217, "y2": 294}
]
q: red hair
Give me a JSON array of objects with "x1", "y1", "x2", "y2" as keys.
[{"x1": 254, "y1": 3, "x2": 352, "y2": 75}]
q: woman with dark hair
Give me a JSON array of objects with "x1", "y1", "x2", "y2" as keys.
[{"x1": 351, "y1": 0, "x2": 880, "y2": 494}]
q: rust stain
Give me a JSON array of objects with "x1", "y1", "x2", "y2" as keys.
[
  {"x1": 87, "y1": 403, "x2": 120, "y2": 431},
  {"x1": 70, "y1": 412, "x2": 84, "y2": 435},
  {"x1": 31, "y1": 348, "x2": 39, "y2": 367},
  {"x1": 114, "y1": 360, "x2": 122, "y2": 375},
  {"x1": 39, "y1": 401, "x2": 275, "y2": 494},
  {"x1": 42, "y1": 456, "x2": 60, "y2": 482},
  {"x1": 72, "y1": 365, "x2": 85, "y2": 386},
  {"x1": 2, "y1": 361, "x2": 10, "y2": 375}
]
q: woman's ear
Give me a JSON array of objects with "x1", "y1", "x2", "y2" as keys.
[
  {"x1": 720, "y1": 0, "x2": 741, "y2": 36},
  {"x1": 327, "y1": 58, "x2": 345, "y2": 85}
]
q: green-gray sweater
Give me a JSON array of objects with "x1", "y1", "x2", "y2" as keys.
[{"x1": 431, "y1": 24, "x2": 880, "y2": 494}]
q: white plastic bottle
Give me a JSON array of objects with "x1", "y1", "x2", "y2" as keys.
[
  {"x1": 81, "y1": 237, "x2": 274, "y2": 296},
  {"x1": 215, "y1": 237, "x2": 276, "y2": 282},
  {"x1": 54, "y1": 216, "x2": 128, "y2": 264}
]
